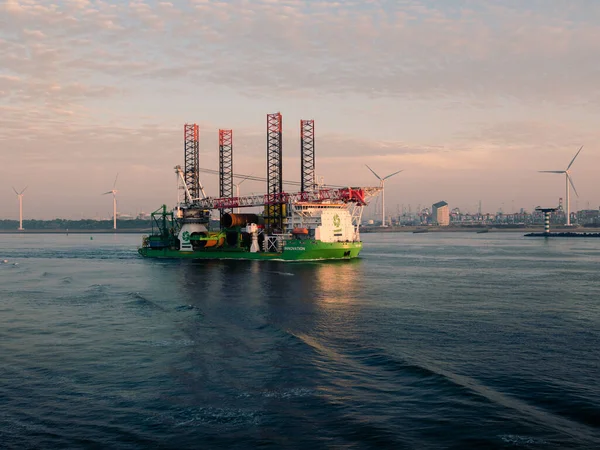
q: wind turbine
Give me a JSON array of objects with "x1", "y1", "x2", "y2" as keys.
[
  {"x1": 233, "y1": 173, "x2": 252, "y2": 214},
  {"x1": 539, "y1": 146, "x2": 583, "y2": 226},
  {"x1": 103, "y1": 173, "x2": 119, "y2": 230},
  {"x1": 365, "y1": 165, "x2": 403, "y2": 227},
  {"x1": 12, "y1": 186, "x2": 27, "y2": 231}
]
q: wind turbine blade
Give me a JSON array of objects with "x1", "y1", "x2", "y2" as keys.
[
  {"x1": 383, "y1": 169, "x2": 403, "y2": 180},
  {"x1": 20, "y1": 186, "x2": 28, "y2": 195},
  {"x1": 538, "y1": 171, "x2": 565, "y2": 174},
  {"x1": 102, "y1": 191, "x2": 113, "y2": 195},
  {"x1": 113, "y1": 173, "x2": 119, "y2": 189},
  {"x1": 566, "y1": 145, "x2": 583, "y2": 170},
  {"x1": 239, "y1": 173, "x2": 253, "y2": 185},
  {"x1": 567, "y1": 174, "x2": 579, "y2": 197},
  {"x1": 12, "y1": 186, "x2": 18, "y2": 195},
  {"x1": 365, "y1": 164, "x2": 382, "y2": 181}
]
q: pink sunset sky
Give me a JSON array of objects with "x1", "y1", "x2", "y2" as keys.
[{"x1": 1, "y1": 0, "x2": 599, "y2": 219}]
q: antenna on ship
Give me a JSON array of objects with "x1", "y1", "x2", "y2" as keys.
[
  {"x1": 538, "y1": 145, "x2": 583, "y2": 226},
  {"x1": 12, "y1": 186, "x2": 27, "y2": 231},
  {"x1": 365, "y1": 165, "x2": 402, "y2": 227},
  {"x1": 102, "y1": 173, "x2": 119, "y2": 230}
]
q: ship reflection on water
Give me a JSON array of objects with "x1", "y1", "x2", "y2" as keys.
[
  {"x1": 171, "y1": 258, "x2": 367, "y2": 390},
  {"x1": 313, "y1": 259, "x2": 363, "y2": 306},
  {"x1": 174, "y1": 258, "x2": 364, "y2": 309}
]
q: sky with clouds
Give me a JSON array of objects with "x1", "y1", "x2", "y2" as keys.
[{"x1": 1, "y1": 0, "x2": 599, "y2": 219}]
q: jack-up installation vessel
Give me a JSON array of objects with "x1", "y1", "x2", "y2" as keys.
[{"x1": 139, "y1": 113, "x2": 381, "y2": 261}]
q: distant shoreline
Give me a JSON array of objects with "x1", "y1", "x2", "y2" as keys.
[
  {"x1": 3, "y1": 226, "x2": 600, "y2": 235},
  {"x1": 0, "y1": 229, "x2": 150, "y2": 234}
]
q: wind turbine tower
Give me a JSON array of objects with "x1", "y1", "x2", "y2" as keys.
[
  {"x1": 365, "y1": 165, "x2": 403, "y2": 227},
  {"x1": 103, "y1": 173, "x2": 119, "y2": 230},
  {"x1": 233, "y1": 173, "x2": 252, "y2": 214},
  {"x1": 539, "y1": 146, "x2": 583, "y2": 226},
  {"x1": 12, "y1": 186, "x2": 27, "y2": 231}
]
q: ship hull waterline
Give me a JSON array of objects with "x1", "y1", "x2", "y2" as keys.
[{"x1": 138, "y1": 240, "x2": 363, "y2": 261}]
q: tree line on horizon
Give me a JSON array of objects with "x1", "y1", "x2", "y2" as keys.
[{"x1": 0, "y1": 219, "x2": 152, "y2": 230}]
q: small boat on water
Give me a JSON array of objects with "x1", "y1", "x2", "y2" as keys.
[
  {"x1": 413, "y1": 229, "x2": 429, "y2": 234},
  {"x1": 476, "y1": 228, "x2": 489, "y2": 234}
]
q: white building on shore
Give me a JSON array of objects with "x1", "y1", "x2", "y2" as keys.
[{"x1": 432, "y1": 201, "x2": 449, "y2": 226}]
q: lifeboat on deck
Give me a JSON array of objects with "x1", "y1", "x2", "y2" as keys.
[{"x1": 291, "y1": 228, "x2": 309, "y2": 235}]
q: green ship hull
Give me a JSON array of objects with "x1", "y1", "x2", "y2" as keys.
[{"x1": 138, "y1": 239, "x2": 362, "y2": 261}]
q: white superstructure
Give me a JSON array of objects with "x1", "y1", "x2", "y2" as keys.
[{"x1": 286, "y1": 203, "x2": 361, "y2": 242}]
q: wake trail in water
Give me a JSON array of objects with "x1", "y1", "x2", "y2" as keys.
[{"x1": 291, "y1": 332, "x2": 599, "y2": 446}]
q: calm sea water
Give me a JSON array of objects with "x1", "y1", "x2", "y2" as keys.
[{"x1": 1, "y1": 232, "x2": 599, "y2": 449}]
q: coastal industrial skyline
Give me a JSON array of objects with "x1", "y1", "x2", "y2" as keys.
[
  {"x1": 2, "y1": 149, "x2": 597, "y2": 222},
  {"x1": 5, "y1": 188, "x2": 598, "y2": 225},
  {"x1": 2, "y1": 0, "x2": 599, "y2": 219}
]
